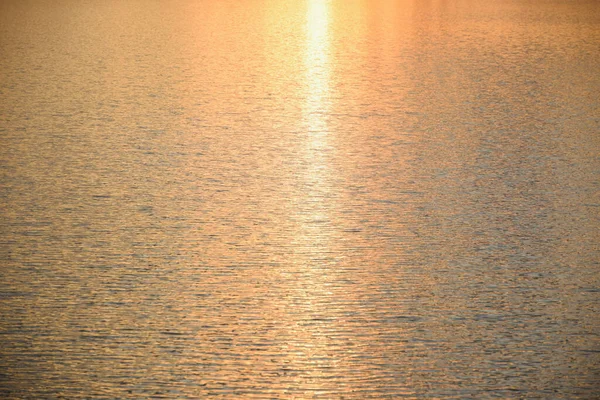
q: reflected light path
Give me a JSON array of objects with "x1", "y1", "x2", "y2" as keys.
[
  {"x1": 293, "y1": 0, "x2": 333, "y2": 256},
  {"x1": 305, "y1": 0, "x2": 331, "y2": 142},
  {"x1": 296, "y1": 0, "x2": 333, "y2": 266},
  {"x1": 281, "y1": 0, "x2": 341, "y2": 390}
]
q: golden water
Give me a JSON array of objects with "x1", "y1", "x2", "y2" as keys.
[{"x1": 1, "y1": 0, "x2": 599, "y2": 398}]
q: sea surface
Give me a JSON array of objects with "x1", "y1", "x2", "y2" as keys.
[{"x1": 1, "y1": 0, "x2": 599, "y2": 398}]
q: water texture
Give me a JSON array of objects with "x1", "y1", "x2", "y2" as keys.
[{"x1": 1, "y1": 0, "x2": 599, "y2": 398}]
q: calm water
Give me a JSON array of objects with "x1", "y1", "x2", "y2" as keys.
[{"x1": 1, "y1": 0, "x2": 599, "y2": 398}]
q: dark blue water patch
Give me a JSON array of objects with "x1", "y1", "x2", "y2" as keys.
[
  {"x1": 579, "y1": 287, "x2": 600, "y2": 293},
  {"x1": 389, "y1": 315, "x2": 423, "y2": 323},
  {"x1": 160, "y1": 331, "x2": 187, "y2": 336},
  {"x1": 0, "y1": 291, "x2": 33, "y2": 299},
  {"x1": 81, "y1": 264, "x2": 116, "y2": 270}
]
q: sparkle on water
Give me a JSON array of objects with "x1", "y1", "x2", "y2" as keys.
[{"x1": 0, "y1": 0, "x2": 599, "y2": 398}]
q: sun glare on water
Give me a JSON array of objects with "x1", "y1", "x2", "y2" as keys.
[{"x1": 305, "y1": 0, "x2": 331, "y2": 132}]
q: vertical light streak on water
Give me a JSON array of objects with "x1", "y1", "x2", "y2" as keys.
[
  {"x1": 284, "y1": 0, "x2": 333, "y2": 265},
  {"x1": 278, "y1": 0, "x2": 339, "y2": 389},
  {"x1": 299, "y1": 0, "x2": 331, "y2": 245},
  {"x1": 304, "y1": 0, "x2": 331, "y2": 177}
]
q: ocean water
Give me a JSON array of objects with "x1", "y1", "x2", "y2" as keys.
[{"x1": 1, "y1": 0, "x2": 599, "y2": 398}]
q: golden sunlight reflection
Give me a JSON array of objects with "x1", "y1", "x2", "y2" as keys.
[
  {"x1": 275, "y1": 0, "x2": 339, "y2": 384},
  {"x1": 305, "y1": 0, "x2": 331, "y2": 135},
  {"x1": 298, "y1": 0, "x2": 333, "y2": 255},
  {"x1": 5, "y1": 0, "x2": 599, "y2": 397},
  {"x1": 303, "y1": 0, "x2": 332, "y2": 196}
]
